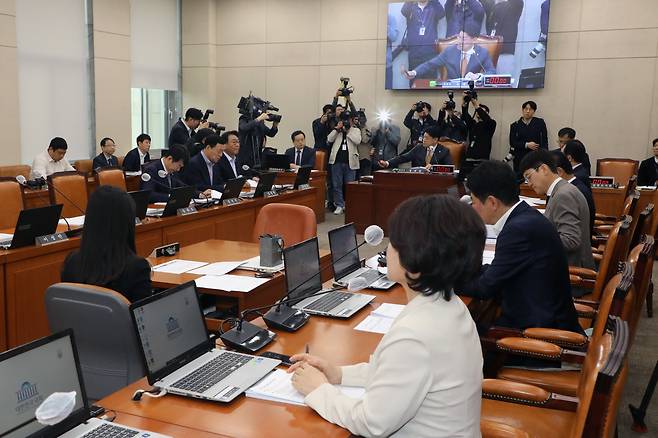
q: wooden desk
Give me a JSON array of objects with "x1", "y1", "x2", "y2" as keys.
[
  {"x1": 345, "y1": 170, "x2": 465, "y2": 234},
  {"x1": 274, "y1": 170, "x2": 326, "y2": 223},
  {"x1": 519, "y1": 183, "x2": 627, "y2": 217},
  {"x1": 0, "y1": 188, "x2": 318, "y2": 350},
  {"x1": 98, "y1": 285, "x2": 475, "y2": 438},
  {"x1": 111, "y1": 412, "x2": 228, "y2": 437}
]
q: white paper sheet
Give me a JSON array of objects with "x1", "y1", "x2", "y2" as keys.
[
  {"x1": 0, "y1": 233, "x2": 14, "y2": 241},
  {"x1": 354, "y1": 314, "x2": 396, "y2": 334},
  {"x1": 246, "y1": 179, "x2": 258, "y2": 188},
  {"x1": 520, "y1": 196, "x2": 546, "y2": 206},
  {"x1": 152, "y1": 260, "x2": 208, "y2": 274},
  {"x1": 124, "y1": 171, "x2": 142, "y2": 176},
  {"x1": 188, "y1": 261, "x2": 243, "y2": 276},
  {"x1": 58, "y1": 215, "x2": 85, "y2": 227},
  {"x1": 194, "y1": 274, "x2": 268, "y2": 292},
  {"x1": 245, "y1": 369, "x2": 364, "y2": 406},
  {"x1": 239, "y1": 256, "x2": 284, "y2": 272},
  {"x1": 371, "y1": 303, "x2": 405, "y2": 319}
]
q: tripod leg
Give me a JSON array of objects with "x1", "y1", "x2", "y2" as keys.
[{"x1": 629, "y1": 359, "x2": 658, "y2": 433}]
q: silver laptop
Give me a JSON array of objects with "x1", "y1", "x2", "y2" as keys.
[
  {"x1": 0, "y1": 329, "x2": 169, "y2": 438},
  {"x1": 284, "y1": 237, "x2": 375, "y2": 318},
  {"x1": 328, "y1": 223, "x2": 395, "y2": 290},
  {"x1": 129, "y1": 281, "x2": 279, "y2": 403}
]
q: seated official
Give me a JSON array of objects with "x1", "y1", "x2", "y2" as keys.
[
  {"x1": 379, "y1": 125, "x2": 452, "y2": 169},
  {"x1": 30, "y1": 136, "x2": 75, "y2": 179},
  {"x1": 92, "y1": 137, "x2": 119, "y2": 170},
  {"x1": 554, "y1": 127, "x2": 591, "y2": 172},
  {"x1": 637, "y1": 138, "x2": 658, "y2": 186},
  {"x1": 455, "y1": 161, "x2": 582, "y2": 332},
  {"x1": 123, "y1": 133, "x2": 151, "y2": 172},
  {"x1": 563, "y1": 140, "x2": 590, "y2": 187},
  {"x1": 289, "y1": 195, "x2": 484, "y2": 437},
  {"x1": 521, "y1": 150, "x2": 595, "y2": 275},
  {"x1": 185, "y1": 127, "x2": 216, "y2": 158},
  {"x1": 217, "y1": 130, "x2": 255, "y2": 181},
  {"x1": 182, "y1": 134, "x2": 225, "y2": 192},
  {"x1": 285, "y1": 130, "x2": 316, "y2": 170},
  {"x1": 140, "y1": 143, "x2": 210, "y2": 203},
  {"x1": 552, "y1": 150, "x2": 595, "y2": 238},
  {"x1": 61, "y1": 185, "x2": 152, "y2": 303}
]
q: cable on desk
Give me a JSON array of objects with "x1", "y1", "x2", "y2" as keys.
[{"x1": 132, "y1": 388, "x2": 167, "y2": 401}]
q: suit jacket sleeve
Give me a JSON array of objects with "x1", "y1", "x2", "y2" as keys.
[
  {"x1": 125, "y1": 257, "x2": 152, "y2": 302},
  {"x1": 92, "y1": 155, "x2": 104, "y2": 170},
  {"x1": 414, "y1": 51, "x2": 449, "y2": 78},
  {"x1": 305, "y1": 327, "x2": 432, "y2": 437},
  {"x1": 403, "y1": 110, "x2": 415, "y2": 129},
  {"x1": 441, "y1": 149, "x2": 453, "y2": 165},
  {"x1": 388, "y1": 145, "x2": 419, "y2": 168},
  {"x1": 509, "y1": 121, "x2": 524, "y2": 153},
  {"x1": 347, "y1": 127, "x2": 362, "y2": 145},
  {"x1": 264, "y1": 123, "x2": 278, "y2": 138},
  {"x1": 539, "y1": 119, "x2": 548, "y2": 150},
  {"x1": 637, "y1": 159, "x2": 656, "y2": 186},
  {"x1": 548, "y1": 192, "x2": 584, "y2": 252}
]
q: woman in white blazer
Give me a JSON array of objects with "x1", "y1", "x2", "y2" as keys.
[{"x1": 289, "y1": 194, "x2": 485, "y2": 437}]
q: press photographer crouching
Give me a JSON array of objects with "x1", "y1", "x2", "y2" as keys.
[
  {"x1": 237, "y1": 93, "x2": 280, "y2": 168},
  {"x1": 437, "y1": 91, "x2": 467, "y2": 143},
  {"x1": 327, "y1": 110, "x2": 361, "y2": 215},
  {"x1": 461, "y1": 82, "x2": 496, "y2": 160},
  {"x1": 403, "y1": 101, "x2": 435, "y2": 153}
]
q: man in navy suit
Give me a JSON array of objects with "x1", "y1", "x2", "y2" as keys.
[
  {"x1": 141, "y1": 143, "x2": 210, "y2": 203},
  {"x1": 182, "y1": 134, "x2": 225, "y2": 192},
  {"x1": 637, "y1": 138, "x2": 658, "y2": 186},
  {"x1": 379, "y1": 125, "x2": 452, "y2": 169},
  {"x1": 455, "y1": 160, "x2": 582, "y2": 333},
  {"x1": 123, "y1": 133, "x2": 151, "y2": 172},
  {"x1": 217, "y1": 130, "x2": 255, "y2": 181},
  {"x1": 285, "y1": 130, "x2": 316, "y2": 170},
  {"x1": 404, "y1": 31, "x2": 496, "y2": 81},
  {"x1": 92, "y1": 137, "x2": 119, "y2": 170},
  {"x1": 563, "y1": 140, "x2": 590, "y2": 188},
  {"x1": 168, "y1": 108, "x2": 206, "y2": 147}
]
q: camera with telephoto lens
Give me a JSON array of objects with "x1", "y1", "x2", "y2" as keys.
[
  {"x1": 529, "y1": 33, "x2": 548, "y2": 59},
  {"x1": 237, "y1": 93, "x2": 282, "y2": 123},
  {"x1": 445, "y1": 91, "x2": 456, "y2": 110},
  {"x1": 463, "y1": 81, "x2": 478, "y2": 103},
  {"x1": 339, "y1": 111, "x2": 352, "y2": 130},
  {"x1": 338, "y1": 77, "x2": 354, "y2": 97},
  {"x1": 414, "y1": 101, "x2": 428, "y2": 113},
  {"x1": 201, "y1": 109, "x2": 226, "y2": 133}
]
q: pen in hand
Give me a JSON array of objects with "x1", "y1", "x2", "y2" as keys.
[{"x1": 305, "y1": 344, "x2": 309, "y2": 355}]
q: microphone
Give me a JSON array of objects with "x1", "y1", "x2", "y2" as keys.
[
  {"x1": 460, "y1": 195, "x2": 473, "y2": 205},
  {"x1": 140, "y1": 172, "x2": 173, "y2": 192},
  {"x1": 16, "y1": 175, "x2": 84, "y2": 233}
]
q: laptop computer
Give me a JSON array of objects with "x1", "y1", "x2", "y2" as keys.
[
  {"x1": 293, "y1": 166, "x2": 313, "y2": 189},
  {"x1": 147, "y1": 185, "x2": 195, "y2": 218},
  {"x1": 0, "y1": 204, "x2": 63, "y2": 249},
  {"x1": 221, "y1": 177, "x2": 246, "y2": 203},
  {"x1": 128, "y1": 189, "x2": 150, "y2": 220},
  {"x1": 129, "y1": 281, "x2": 280, "y2": 403},
  {"x1": 328, "y1": 223, "x2": 395, "y2": 290},
  {"x1": 263, "y1": 154, "x2": 291, "y2": 171},
  {"x1": 0, "y1": 329, "x2": 169, "y2": 438},
  {"x1": 240, "y1": 172, "x2": 276, "y2": 199},
  {"x1": 284, "y1": 237, "x2": 375, "y2": 318}
]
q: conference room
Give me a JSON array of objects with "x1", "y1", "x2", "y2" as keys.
[{"x1": 1, "y1": 0, "x2": 658, "y2": 437}]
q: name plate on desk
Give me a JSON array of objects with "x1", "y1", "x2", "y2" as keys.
[
  {"x1": 430, "y1": 164, "x2": 455, "y2": 174},
  {"x1": 590, "y1": 176, "x2": 617, "y2": 188},
  {"x1": 177, "y1": 206, "x2": 197, "y2": 216},
  {"x1": 224, "y1": 198, "x2": 242, "y2": 206},
  {"x1": 297, "y1": 183, "x2": 311, "y2": 190},
  {"x1": 264, "y1": 190, "x2": 278, "y2": 198},
  {"x1": 153, "y1": 242, "x2": 180, "y2": 258},
  {"x1": 35, "y1": 232, "x2": 69, "y2": 247}
]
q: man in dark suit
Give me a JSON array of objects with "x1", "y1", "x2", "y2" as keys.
[
  {"x1": 168, "y1": 108, "x2": 205, "y2": 147},
  {"x1": 123, "y1": 133, "x2": 151, "y2": 172},
  {"x1": 455, "y1": 161, "x2": 582, "y2": 333},
  {"x1": 552, "y1": 150, "x2": 595, "y2": 238},
  {"x1": 181, "y1": 134, "x2": 225, "y2": 192},
  {"x1": 553, "y1": 127, "x2": 591, "y2": 171},
  {"x1": 379, "y1": 125, "x2": 452, "y2": 169},
  {"x1": 217, "y1": 130, "x2": 253, "y2": 181},
  {"x1": 140, "y1": 143, "x2": 210, "y2": 203},
  {"x1": 637, "y1": 138, "x2": 658, "y2": 186},
  {"x1": 563, "y1": 140, "x2": 590, "y2": 187},
  {"x1": 285, "y1": 130, "x2": 316, "y2": 170},
  {"x1": 238, "y1": 110, "x2": 279, "y2": 169},
  {"x1": 92, "y1": 137, "x2": 119, "y2": 170}
]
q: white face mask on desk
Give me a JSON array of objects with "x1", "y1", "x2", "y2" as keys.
[{"x1": 35, "y1": 391, "x2": 77, "y2": 426}]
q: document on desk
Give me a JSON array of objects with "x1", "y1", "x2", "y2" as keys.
[
  {"x1": 520, "y1": 196, "x2": 545, "y2": 206},
  {"x1": 355, "y1": 304, "x2": 405, "y2": 335},
  {"x1": 365, "y1": 255, "x2": 388, "y2": 275},
  {"x1": 194, "y1": 274, "x2": 268, "y2": 292},
  {"x1": 58, "y1": 215, "x2": 85, "y2": 227},
  {"x1": 482, "y1": 250, "x2": 495, "y2": 265},
  {"x1": 240, "y1": 256, "x2": 284, "y2": 273},
  {"x1": 188, "y1": 261, "x2": 242, "y2": 276},
  {"x1": 152, "y1": 260, "x2": 208, "y2": 274},
  {"x1": 246, "y1": 369, "x2": 365, "y2": 406},
  {"x1": 0, "y1": 233, "x2": 14, "y2": 241}
]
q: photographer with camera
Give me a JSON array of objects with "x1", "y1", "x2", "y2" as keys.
[
  {"x1": 327, "y1": 111, "x2": 361, "y2": 215},
  {"x1": 461, "y1": 84, "x2": 496, "y2": 160},
  {"x1": 403, "y1": 101, "x2": 435, "y2": 154},
  {"x1": 312, "y1": 104, "x2": 334, "y2": 150},
  {"x1": 185, "y1": 128, "x2": 216, "y2": 157},
  {"x1": 168, "y1": 108, "x2": 209, "y2": 147},
  {"x1": 371, "y1": 116, "x2": 402, "y2": 165},
  {"x1": 354, "y1": 110, "x2": 375, "y2": 177},
  {"x1": 437, "y1": 92, "x2": 468, "y2": 142},
  {"x1": 237, "y1": 94, "x2": 280, "y2": 168}
]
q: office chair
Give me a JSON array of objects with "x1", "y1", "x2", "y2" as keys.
[
  {"x1": 0, "y1": 177, "x2": 25, "y2": 229},
  {"x1": 47, "y1": 171, "x2": 88, "y2": 218},
  {"x1": 95, "y1": 167, "x2": 128, "y2": 191},
  {"x1": 252, "y1": 203, "x2": 317, "y2": 248}
]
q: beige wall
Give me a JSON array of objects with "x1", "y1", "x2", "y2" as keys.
[
  {"x1": 0, "y1": 0, "x2": 21, "y2": 165},
  {"x1": 183, "y1": 0, "x2": 658, "y2": 163}
]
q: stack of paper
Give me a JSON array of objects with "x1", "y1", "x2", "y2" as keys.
[
  {"x1": 354, "y1": 303, "x2": 405, "y2": 334},
  {"x1": 152, "y1": 260, "x2": 208, "y2": 274},
  {"x1": 59, "y1": 215, "x2": 85, "y2": 227},
  {"x1": 246, "y1": 369, "x2": 365, "y2": 406},
  {"x1": 194, "y1": 274, "x2": 268, "y2": 292},
  {"x1": 188, "y1": 261, "x2": 242, "y2": 276},
  {"x1": 240, "y1": 256, "x2": 284, "y2": 272}
]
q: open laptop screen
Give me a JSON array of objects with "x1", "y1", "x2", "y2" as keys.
[
  {"x1": 0, "y1": 331, "x2": 86, "y2": 438},
  {"x1": 283, "y1": 237, "x2": 322, "y2": 302},
  {"x1": 131, "y1": 282, "x2": 209, "y2": 381},
  {"x1": 328, "y1": 223, "x2": 361, "y2": 281}
]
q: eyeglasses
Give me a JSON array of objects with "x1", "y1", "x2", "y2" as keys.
[{"x1": 523, "y1": 168, "x2": 539, "y2": 184}]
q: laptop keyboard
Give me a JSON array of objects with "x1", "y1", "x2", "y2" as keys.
[
  {"x1": 359, "y1": 269, "x2": 383, "y2": 284},
  {"x1": 304, "y1": 291, "x2": 353, "y2": 312},
  {"x1": 171, "y1": 352, "x2": 249, "y2": 394},
  {"x1": 82, "y1": 423, "x2": 139, "y2": 437}
]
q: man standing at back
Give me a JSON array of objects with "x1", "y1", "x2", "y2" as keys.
[
  {"x1": 168, "y1": 108, "x2": 206, "y2": 147},
  {"x1": 520, "y1": 150, "x2": 595, "y2": 280}
]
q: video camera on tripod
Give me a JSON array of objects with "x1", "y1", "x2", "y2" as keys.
[{"x1": 237, "y1": 93, "x2": 282, "y2": 123}]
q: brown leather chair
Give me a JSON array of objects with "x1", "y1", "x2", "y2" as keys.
[
  {"x1": 47, "y1": 171, "x2": 88, "y2": 218},
  {"x1": 596, "y1": 158, "x2": 639, "y2": 188},
  {"x1": 314, "y1": 150, "x2": 327, "y2": 171},
  {"x1": 595, "y1": 190, "x2": 639, "y2": 227},
  {"x1": 630, "y1": 203, "x2": 654, "y2": 249},
  {"x1": 439, "y1": 140, "x2": 466, "y2": 169},
  {"x1": 481, "y1": 420, "x2": 530, "y2": 438},
  {"x1": 626, "y1": 236, "x2": 655, "y2": 338},
  {"x1": 434, "y1": 35, "x2": 504, "y2": 81},
  {"x1": 0, "y1": 177, "x2": 25, "y2": 229},
  {"x1": 252, "y1": 203, "x2": 317, "y2": 248},
  {"x1": 0, "y1": 164, "x2": 31, "y2": 179},
  {"x1": 95, "y1": 167, "x2": 127, "y2": 191},
  {"x1": 73, "y1": 159, "x2": 93, "y2": 176},
  {"x1": 117, "y1": 156, "x2": 125, "y2": 168}
]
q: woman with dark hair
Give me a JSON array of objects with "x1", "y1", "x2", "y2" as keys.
[
  {"x1": 61, "y1": 185, "x2": 152, "y2": 302},
  {"x1": 288, "y1": 195, "x2": 485, "y2": 437}
]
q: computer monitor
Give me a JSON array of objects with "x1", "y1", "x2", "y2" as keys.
[
  {"x1": 9, "y1": 204, "x2": 63, "y2": 249},
  {"x1": 283, "y1": 237, "x2": 322, "y2": 302},
  {"x1": 328, "y1": 223, "x2": 361, "y2": 280},
  {"x1": 293, "y1": 166, "x2": 312, "y2": 189},
  {"x1": 128, "y1": 190, "x2": 150, "y2": 220},
  {"x1": 161, "y1": 186, "x2": 195, "y2": 217}
]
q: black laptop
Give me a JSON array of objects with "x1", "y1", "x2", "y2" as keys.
[
  {"x1": 293, "y1": 165, "x2": 313, "y2": 189},
  {"x1": 241, "y1": 172, "x2": 276, "y2": 199},
  {"x1": 264, "y1": 154, "x2": 291, "y2": 170},
  {"x1": 147, "y1": 186, "x2": 195, "y2": 218},
  {"x1": 0, "y1": 204, "x2": 63, "y2": 249},
  {"x1": 128, "y1": 190, "x2": 150, "y2": 220},
  {"x1": 221, "y1": 177, "x2": 246, "y2": 203}
]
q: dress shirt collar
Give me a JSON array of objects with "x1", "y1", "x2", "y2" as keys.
[
  {"x1": 572, "y1": 163, "x2": 582, "y2": 170},
  {"x1": 224, "y1": 152, "x2": 236, "y2": 163},
  {"x1": 160, "y1": 158, "x2": 170, "y2": 175},
  {"x1": 201, "y1": 151, "x2": 213, "y2": 167},
  {"x1": 493, "y1": 200, "x2": 524, "y2": 236},
  {"x1": 44, "y1": 150, "x2": 56, "y2": 163},
  {"x1": 568, "y1": 176, "x2": 577, "y2": 183},
  {"x1": 103, "y1": 153, "x2": 113, "y2": 161},
  {"x1": 653, "y1": 157, "x2": 658, "y2": 165},
  {"x1": 138, "y1": 148, "x2": 147, "y2": 159},
  {"x1": 546, "y1": 177, "x2": 561, "y2": 197}
]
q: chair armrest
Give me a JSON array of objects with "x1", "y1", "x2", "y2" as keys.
[
  {"x1": 569, "y1": 267, "x2": 598, "y2": 280},
  {"x1": 482, "y1": 379, "x2": 578, "y2": 411},
  {"x1": 573, "y1": 302, "x2": 597, "y2": 319},
  {"x1": 593, "y1": 253, "x2": 602, "y2": 263},
  {"x1": 574, "y1": 298, "x2": 599, "y2": 308},
  {"x1": 522, "y1": 328, "x2": 589, "y2": 348},
  {"x1": 480, "y1": 420, "x2": 530, "y2": 438},
  {"x1": 595, "y1": 213, "x2": 617, "y2": 221},
  {"x1": 496, "y1": 337, "x2": 563, "y2": 360}
]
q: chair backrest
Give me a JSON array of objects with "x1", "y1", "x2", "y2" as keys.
[
  {"x1": 589, "y1": 263, "x2": 634, "y2": 346},
  {"x1": 631, "y1": 203, "x2": 653, "y2": 248},
  {"x1": 625, "y1": 175, "x2": 637, "y2": 197},
  {"x1": 596, "y1": 158, "x2": 639, "y2": 188},
  {"x1": 44, "y1": 283, "x2": 146, "y2": 401},
  {"x1": 252, "y1": 203, "x2": 317, "y2": 248},
  {"x1": 314, "y1": 150, "x2": 327, "y2": 171},
  {"x1": 439, "y1": 140, "x2": 466, "y2": 169},
  {"x1": 0, "y1": 178, "x2": 25, "y2": 229},
  {"x1": 117, "y1": 156, "x2": 125, "y2": 167},
  {"x1": 435, "y1": 35, "x2": 503, "y2": 80},
  {"x1": 73, "y1": 159, "x2": 93, "y2": 176},
  {"x1": 95, "y1": 167, "x2": 127, "y2": 191},
  {"x1": 47, "y1": 171, "x2": 88, "y2": 218},
  {"x1": 591, "y1": 217, "x2": 631, "y2": 301},
  {"x1": 626, "y1": 236, "x2": 655, "y2": 340},
  {"x1": 0, "y1": 164, "x2": 31, "y2": 179},
  {"x1": 480, "y1": 420, "x2": 530, "y2": 438}
]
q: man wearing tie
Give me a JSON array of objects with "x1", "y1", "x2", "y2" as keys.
[
  {"x1": 217, "y1": 130, "x2": 254, "y2": 181},
  {"x1": 285, "y1": 130, "x2": 316, "y2": 170},
  {"x1": 123, "y1": 133, "x2": 151, "y2": 172},
  {"x1": 182, "y1": 134, "x2": 225, "y2": 192},
  {"x1": 92, "y1": 137, "x2": 119, "y2": 170},
  {"x1": 378, "y1": 125, "x2": 452, "y2": 169}
]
